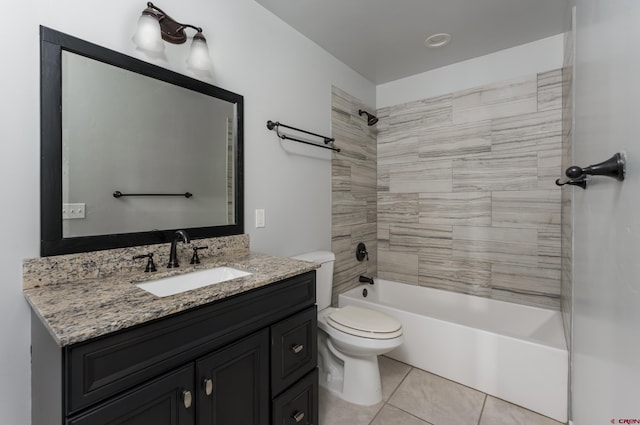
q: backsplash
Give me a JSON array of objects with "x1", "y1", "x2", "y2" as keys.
[
  {"x1": 376, "y1": 70, "x2": 563, "y2": 309},
  {"x1": 23, "y1": 234, "x2": 250, "y2": 289}
]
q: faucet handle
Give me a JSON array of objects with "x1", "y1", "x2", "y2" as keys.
[
  {"x1": 190, "y1": 246, "x2": 209, "y2": 264},
  {"x1": 133, "y1": 253, "x2": 157, "y2": 272},
  {"x1": 356, "y1": 242, "x2": 369, "y2": 261}
]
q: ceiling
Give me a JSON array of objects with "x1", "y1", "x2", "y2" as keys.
[{"x1": 254, "y1": 0, "x2": 569, "y2": 84}]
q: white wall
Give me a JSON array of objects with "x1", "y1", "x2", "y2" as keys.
[
  {"x1": 376, "y1": 33, "x2": 565, "y2": 108},
  {"x1": 1, "y1": 1, "x2": 374, "y2": 423},
  {"x1": 571, "y1": 0, "x2": 640, "y2": 421}
]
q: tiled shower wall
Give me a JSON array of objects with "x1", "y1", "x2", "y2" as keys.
[
  {"x1": 376, "y1": 70, "x2": 563, "y2": 309},
  {"x1": 330, "y1": 87, "x2": 377, "y2": 306}
]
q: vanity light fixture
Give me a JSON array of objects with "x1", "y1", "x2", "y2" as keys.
[{"x1": 132, "y1": 2, "x2": 213, "y2": 75}]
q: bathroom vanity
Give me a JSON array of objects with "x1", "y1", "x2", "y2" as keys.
[
  {"x1": 25, "y1": 245, "x2": 318, "y2": 425},
  {"x1": 31, "y1": 26, "x2": 321, "y2": 424}
]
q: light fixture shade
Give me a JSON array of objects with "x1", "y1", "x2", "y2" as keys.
[
  {"x1": 132, "y1": 13, "x2": 165, "y2": 53},
  {"x1": 187, "y1": 35, "x2": 213, "y2": 74}
]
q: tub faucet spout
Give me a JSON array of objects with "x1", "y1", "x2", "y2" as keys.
[{"x1": 359, "y1": 275, "x2": 374, "y2": 285}]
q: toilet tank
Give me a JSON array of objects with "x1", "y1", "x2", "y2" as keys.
[{"x1": 292, "y1": 251, "x2": 335, "y2": 310}]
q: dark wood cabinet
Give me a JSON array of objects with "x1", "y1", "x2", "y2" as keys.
[
  {"x1": 66, "y1": 365, "x2": 195, "y2": 425},
  {"x1": 31, "y1": 271, "x2": 317, "y2": 425},
  {"x1": 271, "y1": 307, "x2": 317, "y2": 396},
  {"x1": 272, "y1": 369, "x2": 318, "y2": 425},
  {"x1": 197, "y1": 330, "x2": 269, "y2": 425}
]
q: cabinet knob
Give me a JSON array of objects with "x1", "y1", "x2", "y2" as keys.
[
  {"x1": 202, "y1": 378, "x2": 213, "y2": 396},
  {"x1": 290, "y1": 344, "x2": 304, "y2": 354},
  {"x1": 291, "y1": 411, "x2": 305, "y2": 423},
  {"x1": 182, "y1": 390, "x2": 193, "y2": 409}
]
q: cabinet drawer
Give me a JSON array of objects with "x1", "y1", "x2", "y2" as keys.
[
  {"x1": 271, "y1": 306, "x2": 317, "y2": 396},
  {"x1": 272, "y1": 369, "x2": 318, "y2": 425}
]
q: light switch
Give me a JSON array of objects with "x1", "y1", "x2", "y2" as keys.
[
  {"x1": 255, "y1": 209, "x2": 265, "y2": 228},
  {"x1": 63, "y1": 203, "x2": 86, "y2": 219}
]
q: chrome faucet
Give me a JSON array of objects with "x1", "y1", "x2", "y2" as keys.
[{"x1": 167, "y1": 230, "x2": 191, "y2": 268}]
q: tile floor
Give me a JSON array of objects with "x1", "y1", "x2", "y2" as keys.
[{"x1": 319, "y1": 356, "x2": 565, "y2": 425}]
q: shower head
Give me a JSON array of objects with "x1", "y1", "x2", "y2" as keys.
[{"x1": 358, "y1": 109, "x2": 378, "y2": 126}]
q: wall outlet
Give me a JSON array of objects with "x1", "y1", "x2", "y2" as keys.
[
  {"x1": 63, "y1": 203, "x2": 86, "y2": 219},
  {"x1": 255, "y1": 209, "x2": 265, "y2": 228}
]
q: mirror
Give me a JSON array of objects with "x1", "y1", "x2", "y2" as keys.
[{"x1": 40, "y1": 27, "x2": 244, "y2": 256}]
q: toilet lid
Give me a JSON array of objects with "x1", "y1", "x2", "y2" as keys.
[{"x1": 327, "y1": 305, "x2": 402, "y2": 339}]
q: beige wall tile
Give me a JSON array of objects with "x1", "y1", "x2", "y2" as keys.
[
  {"x1": 453, "y1": 152, "x2": 538, "y2": 192},
  {"x1": 387, "y1": 94, "x2": 452, "y2": 129},
  {"x1": 354, "y1": 69, "x2": 564, "y2": 311},
  {"x1": 538, "y1": 148, "x2": 563, "y2": 190},
  {"x1": 538, "y1": 227, "x2": 561, "y2": 268},
  {"x1": 332, "y1": 192, "x2": 367, "y2": 227},
  {"x1": 331, "y1": 87, "x2": 377, "y2": 305},
  {"x1": 378, "y1": 250, "x2": 419, "y2": 284},
  {"x1": 452, "y1": 226, "x2": 538, "y2": 266},
  {"x1": 419, "y1": 120, "x2": 492, "y2": 159},
  {"x1": 537, "y1": 69, "x2": 563, "y2": 112},
  {"x1": 452, "y1": 75, "x2": 537, "y2": 123},
  {"x1": 377, "y1": 164, "x2": 390, "y2": 191},
  {"x1": 378, "y1": 193, "x2": 419, "y2": 224},
  {"x1": 389, "y1": 160, "x2": 452, "y2": 193},
  {"x1": 332, "y1": 159, "x2": 352, "y2": 192},
  {"x1": 491, "y1": 264, "x2": 560, "y2": 309},
  {"x1": 378, "y1": 136, "x2": 419, "y2": 165},
  {"x1": 351, "y1": 162, "x2": 377, "y2": 193},
  {"x1": 491, "y1": 109, "x2": 562, "y2": 154},
  {"x1": 418, "y1": 256, "x2": 491, "y2": 296},
  {"x1": 419, "y1": 192, "x2": 491, "y2": 226},
  {"x1": 389, "y1": 224, "x2": 452, "y2": 253},
  {"x1": 492, "y1": 190, "x2": 560, "y2": 229}
]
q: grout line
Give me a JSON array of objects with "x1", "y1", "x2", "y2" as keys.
[
  {"x1": 368, "y1": 402, "x2": 386, "y2": 425},
  {"x1": 478, "y1": 393, "x2": 489, "y2": 425},
  {"x1": 380, "y1": 403, "x2": 436, "y2": 425},
  {"x1": 477, "y1": 394, "x2": 488, "y2": 425},
  {"x1": 385, "y1": 363, "x2": 413, "y2": 403}
]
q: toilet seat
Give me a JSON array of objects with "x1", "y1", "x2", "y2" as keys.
[{"x1": 327, "y1": 305, "x2": 402, "y2": 339}]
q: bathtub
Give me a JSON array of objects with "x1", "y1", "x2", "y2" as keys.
[{"x1": 338, "y1": 279, "x2": 568, "y2": 423}]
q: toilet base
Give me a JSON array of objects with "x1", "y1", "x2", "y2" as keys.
[{"x1": 318, "y1": 332, "x2": 383, "y2": 406}]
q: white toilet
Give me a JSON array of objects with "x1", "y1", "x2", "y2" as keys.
[{"x1": 292, "y1": 251, "x2": 403, "y2": 405}]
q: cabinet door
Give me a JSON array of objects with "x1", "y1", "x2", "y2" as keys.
[
  {"x1": 67, "y1": 364, "x2": 195, "y2": 425},
  {"x1": 196, "y1": 329, "x2": 269, "y2": 425}
]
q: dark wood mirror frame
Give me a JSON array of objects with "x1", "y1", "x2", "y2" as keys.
[{"x1": 40, "y1": 26, "x2": 244, "y2": 256}]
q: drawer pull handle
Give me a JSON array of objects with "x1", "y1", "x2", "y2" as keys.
[
  {"x1": 202, "y1": 378, "x2": 213, "y2": 396},
  {"x1": 182, "y1": 390, "x2": 193, "y2": 409},
  {"x1": 291, "y1": 344, "x2": 304, "y2": 354},
  {"x1": 292, "y1": 411, "x2": 305, "y2": 423}
]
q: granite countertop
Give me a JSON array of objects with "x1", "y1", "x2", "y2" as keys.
[{"x1": 24, "y1": 252, "x2": 318, "y2": 347}]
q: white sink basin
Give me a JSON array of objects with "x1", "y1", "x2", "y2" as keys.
[{"x1": 135, "y1": 267, "x2": 252, "y2": 298}]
